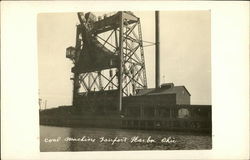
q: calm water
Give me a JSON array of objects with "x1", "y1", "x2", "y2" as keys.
[{"x1": 40, "y1": 125, "x2": 212, "y2": 151}]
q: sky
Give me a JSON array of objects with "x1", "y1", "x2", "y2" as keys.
[{"x1": 38, "y1": 11, "x2": 211, "y2": 109}]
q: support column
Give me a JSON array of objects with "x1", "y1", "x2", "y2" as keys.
[
  {"x1": 73, "y1": 72, "x2": 79, "y2": 107},
  {"x1": 98, "y1": 71, "x2": 103, "y2": 90},
  {"x1": 72, "y1": 27, "x2": 81, "y2": 108}
]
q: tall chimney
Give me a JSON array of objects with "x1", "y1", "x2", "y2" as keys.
[{"x1": 155, "y1": 11, "x2": 160, "y2": 88}]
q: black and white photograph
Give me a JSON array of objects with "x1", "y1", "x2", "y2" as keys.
[
  {"x1": 1, "y1": 1, "x2": 249, "y2": 160},
  {"x1": 38, "y1": 11, "x2": 212, "y2": 151}
]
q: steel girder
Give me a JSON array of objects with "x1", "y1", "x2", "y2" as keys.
[{"x1": 68, "y1": 12, "x2": 147, "y2": 111}]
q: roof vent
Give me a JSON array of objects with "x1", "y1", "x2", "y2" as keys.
[{"x1": 161, "y1": 83, "x2": 174, "y2": 89}]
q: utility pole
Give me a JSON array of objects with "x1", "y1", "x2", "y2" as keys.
[{"x1": 44, "y1": 100, "x2": 47, "y2": 110}]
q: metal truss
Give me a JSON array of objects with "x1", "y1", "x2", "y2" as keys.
[{"x1": 68, "y1": 11, "x2": 148, "y2": 111}]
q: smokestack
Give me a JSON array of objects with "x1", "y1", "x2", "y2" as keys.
[{"x1": 155, "y1": 11, "x2": 160, "y2": 89}]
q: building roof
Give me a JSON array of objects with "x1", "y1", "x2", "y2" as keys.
[{"x1": 136, "y1": 83, "x2": 191, "y2": 96}]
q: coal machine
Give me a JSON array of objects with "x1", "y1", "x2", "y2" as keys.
[
  {"x1": 66, "y1": 11, "x2": 147, "y2": 113},
  {"x1": 40, "y1": 11, "x2": 212, "y2": 133}
]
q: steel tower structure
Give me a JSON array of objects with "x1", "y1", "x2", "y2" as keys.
[{"x1": 66, "y1": 11, "x2": 147, "y2": 112}]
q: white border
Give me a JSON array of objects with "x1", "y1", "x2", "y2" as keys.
[{"x1": 1, "y1": 1, "x2": 249, "y2": 160}]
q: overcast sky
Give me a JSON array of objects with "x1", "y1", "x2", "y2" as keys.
[{"x1": 38, "y1": 11, "x2": 211, "y2": 109}]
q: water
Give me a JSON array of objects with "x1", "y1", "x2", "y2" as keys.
[{"x1": 40, "y1": 125, "x2": 212, "y2": 151}]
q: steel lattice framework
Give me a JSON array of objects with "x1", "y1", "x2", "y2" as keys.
[{"x1": 66, "y1": 11, "x2": 147, "y2": 111}]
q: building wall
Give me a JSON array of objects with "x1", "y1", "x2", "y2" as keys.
[
  {"x1": 124, "y1": 94, "x2": 177, "y2": 107},
  {"x1": 176, "y1": 90, "x2": 190, "y2": 105}
]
